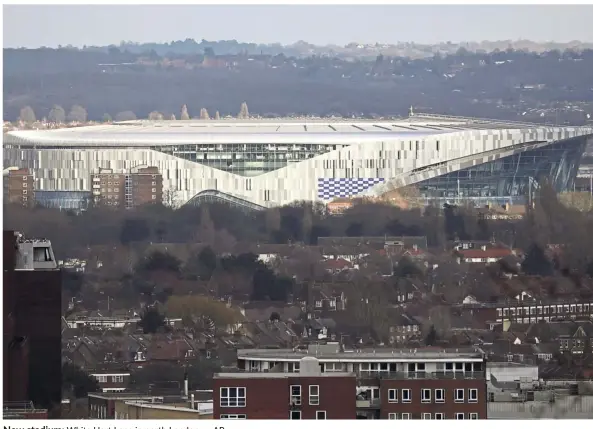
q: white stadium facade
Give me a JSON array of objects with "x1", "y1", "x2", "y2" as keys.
[{"x1": 4, "y1": 113, "x2": 593, "y2": 211}]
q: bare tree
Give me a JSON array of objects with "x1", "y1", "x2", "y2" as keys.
[
  {"x1": 199, "y1": 108, "x2": 210, "y2": 120},
  {"x1": 302, "y1": 204, "x2": 313, "y2": 243},
  {"x1": 48, "y1": 105, "x2": 66, "y2": 123},
  {"x1": 197, "y1": 205, "x2": 216, "y2": 244},
  {"x1": 148, "y1": 111, "x2": 164, "y2": 121},
  {"x1": 238, "y1": 102, "x2": 249, "y2": 119},
  {"x1": 162, "y1": 188, "x2": 179, "y2": 208},
  {"x1": 180, "y1": 104, "x2": 190, "y2": 120},
  {"x1": 215, "y1": 111, "x2": 221, "y2": 120},
  {"x1": 67, "y1": 105, "x2": 88, "y2": 122},
  {"x1": 115, "y1": 111, "x2": 137, "y2": 121},
  {"x1": 170, "y1": 114, "x2": 176, "y2": 120},
  {"x1": 19, "y1": 106, "x2": 36, "y2": 123}
]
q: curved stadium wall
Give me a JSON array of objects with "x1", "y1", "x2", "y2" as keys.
[{"x1": 4, "y1": 118, "x2": 593, "y2": 209}]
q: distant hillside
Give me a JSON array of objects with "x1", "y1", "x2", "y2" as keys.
[
  {"x1": 20, "y1": 38, "x2": 593, "y2": 60},
  {"x1": 4, "y1": 45, "x2": 593, "y2": 123}
]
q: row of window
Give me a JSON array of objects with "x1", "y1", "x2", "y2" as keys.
[
  {"x1": 290, "y1": 410, "x2": 326, "y2": 420},
  {"x1": 388, "y1": 413, "x2": 478, "y2": 420},
  {"x1": 388, "y1": 388, "x2": 478, "y2": 403},
  {"x1": 290, "y1": 384, "x2": 320, "y2": 405},
  {"x1": 220, "y1": 385, "x2": 323, "y2": 408},
  {"x1": 498, "y1": 303, "x2": 593, "y2": 317},
  {"x1": 94, "y1": 375, "x2": 125, "y2": 383}
]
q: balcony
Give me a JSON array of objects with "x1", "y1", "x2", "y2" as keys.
[
  {"x1": 356, "y1": 398, "x2": 381, "y2": 408},
  {"x1": 359, "y1": 371, "x2": 485, "y2": 380}
]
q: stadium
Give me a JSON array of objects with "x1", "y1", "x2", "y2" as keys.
[{"x1": 4, "y1": 113, "x2": 593, "y2": 210}]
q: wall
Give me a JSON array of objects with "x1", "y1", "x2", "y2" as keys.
[
  {"x1": 6, "y1": 127, "x2": 592, "y2": 206},
  {"x1": 380, "y1": 378, "x2": 487, "y2": 419},
  {"x1": 488, "y1": 396, "x2": 593, "y2": 419},
  {"x1": 213, "y1": 375, "x2": 357, "y2": 419}
]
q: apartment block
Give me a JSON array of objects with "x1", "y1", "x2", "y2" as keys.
[
  {"x1": 233, "y1": 343, "x2": 487, "y2": 419},
  {"x1": 90, "y1": 166, "x2": 163, "y2": 208},
  {"x1": 3, "y1": 167, "x2": 35, "y2": 207},
  {"x1": 213, "y1": 357, "x2": 357, "y2": 419}
]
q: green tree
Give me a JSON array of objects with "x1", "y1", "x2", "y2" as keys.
[
  {"x1": 62, "y1": 363, "x2": 99, "y2": 398},
  {"x1": 138, "y1": 306, "x2": 166, "y2": 334},
  {"x1": 67, "y1": 104, "x2": 88, "y2": 122},
  {"x1": 19, "y1": 105, "x2": 36, "y2": 123},
  {"x1": 48, "y1": 105, "x2": 66, "y2": 123}
]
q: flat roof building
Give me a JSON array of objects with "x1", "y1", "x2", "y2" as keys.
[{"x1": 222, "y1": 344, "x2": 487, "y2": 419}]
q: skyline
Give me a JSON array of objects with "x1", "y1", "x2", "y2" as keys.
[{"x1": 4, "y1": 4, "x2": 593, "y2": 49}]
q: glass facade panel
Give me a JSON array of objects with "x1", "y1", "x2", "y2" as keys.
[
  {"x1": 151, "y1": 143, "x2": 345, "y2": 176},
  {"x1": 185, "y1": 190, "x2": 266, "y2": 212},
  {"x1": 415, "y1": 138, "x2": 586, "y2": 205},
  {"x1": 35, "y1": 191, "x2": 91, "y2": 211}
]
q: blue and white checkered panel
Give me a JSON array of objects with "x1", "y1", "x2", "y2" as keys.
[{"x1": 318, "y1": 178, "x2": 385, "y2": 200}]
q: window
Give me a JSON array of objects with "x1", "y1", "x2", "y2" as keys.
[
  {"x1": 422, "y1": 413, "x2": 431, "y2": 419},
  {"x1": 220, "y1": 387, "x2": 246, "y2": 407},
  {"x1": 96, "y1": 375, "x2": 107, "y2": 383},
  {"x1": 388, "y1": 413, "x2": 397, "y2": 420},
  {"x1": 290, "y1": 385, "x2": 302, "y2": 405},
  {"x1": 455, "y1": 388, "x2": 464, "y2": 403},
  {"x1": 402, "y1": 388, "x2": 411, "y2": 403},
  {"x1": 401, "y1": 413, "x2": 410, "y2": 419},
  {"x1": 112, "y1": 375, "x2": 124, "y2": 383},
  {"x1": 388, "y1": 389, "x2": 398, "y2": 403},
  {"x1": 152, "y1": 195, "x2": 157, "y2": 200},
  {"x1": 435, "y1": 388, "x2": 444, "y2": 403},
  {"x1": 309, "y1": 385, "x2": 319, "y2": 405},
  {"x1": 152, "y1": 181, "x2": 156, "y2": 186},
  {"x1": 23, "y1": 182, "x2": 27, "y2": 187},
  {"x1": 421, "y1": 388, "x2": 431, "y2": 403},
  {"x1": 152, "y1": 188, "x2": 157, "y2": 192},
  {"x1": 470, "y1": 413, "x2": 478, "y2": 420},
  {"x1": 290, "y1": 411, "x2": 301, "y2": 420},
  {"x1": 434, "y1": 413, "x2": 444, "y2": 420},
  {"x1": 23, "y1": 189, "x2": 27, "y2": 195},
  {"x1": 455, "y1": 413, "x2": 465, "y2": 420},
  {"x1": 22, "y1": 176, "x2": 27, "y2": 181},
  {"x1": 469, "y1": 388, "x2": 478, "y2": 403},
  {"x1": 316, "y1": 411, "x2": 326, "y2": 419},
  {"x1": 220, "y1": 415, "x2": 246, "y2": 419}
]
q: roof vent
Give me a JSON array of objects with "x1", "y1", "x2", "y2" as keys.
[{"x1": 299, "y1": 357, "x2": 321, "y2": 376}]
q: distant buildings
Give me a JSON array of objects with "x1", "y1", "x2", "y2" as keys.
[{"x1": 3, "y1": 231, "x2": 61, "y2": 417}]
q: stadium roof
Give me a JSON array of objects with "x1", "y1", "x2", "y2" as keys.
[{"x1": 5, "y1": 114, "x2": 589, "y2": 147}]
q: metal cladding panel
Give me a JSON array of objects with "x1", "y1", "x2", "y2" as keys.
[{"x1": 3, "y1": 126, "x2": 593, "y2": 207}]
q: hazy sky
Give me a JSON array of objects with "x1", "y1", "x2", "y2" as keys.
[{"x1": 4, "y1": 4, "x2": 593, "y2": 48}]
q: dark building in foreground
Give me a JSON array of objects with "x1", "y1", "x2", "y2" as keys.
[
  {"x1": 3, "y1": 231, "x2": 62, "y2": 418},
  {"x1": 225, "y1": 344, "x2": 487, "y2": 419},
  {"x1": 213, "y1": 356, "x2": 357, "y2": 419}
]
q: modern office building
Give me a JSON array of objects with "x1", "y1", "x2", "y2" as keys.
[
  {"x1": 3, "y1": 231, "x2": 62, "y2": 417},
  {"x1": 213, "y1": 344, "x2": 487, "y2": 419},
  {"x1": 4, "y1": 114, "x2": 593, "y2": 209}
]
